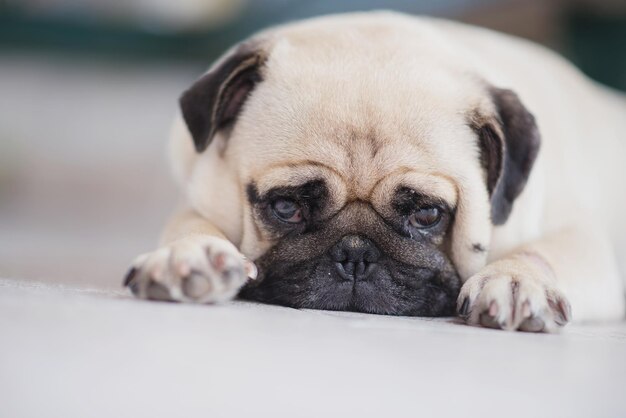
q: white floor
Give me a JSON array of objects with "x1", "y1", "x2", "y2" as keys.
[{"x1": 1, "y1": 278, "x2": 626, "y2": 418}]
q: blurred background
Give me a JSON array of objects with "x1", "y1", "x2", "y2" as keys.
[{"x1": 1, "y1": 0, "x2": 625, "y2": 290}]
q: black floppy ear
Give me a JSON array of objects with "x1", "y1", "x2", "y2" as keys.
[
  {"x1": 475, "y1": 88, "x2": 541, "y2": 225},
  {"x1": 179, "y1": 44, "x2": 266, "y2": 152}
]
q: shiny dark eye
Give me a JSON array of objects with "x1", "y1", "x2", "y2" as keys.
[
  {"x1": 271, "y1": 199, "x2": 303, "y2": 223},
  {"x1": 408, "y1": 206, "x2": 442, "y2": 228}
]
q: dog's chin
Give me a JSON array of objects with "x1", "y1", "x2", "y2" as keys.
[{"x1": 239, "y1": 257, "x2": 461, "y2": 317}]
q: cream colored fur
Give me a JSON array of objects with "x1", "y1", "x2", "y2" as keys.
[{"x1": 130, "y1": 11, "x2": 625, "y2": 330}]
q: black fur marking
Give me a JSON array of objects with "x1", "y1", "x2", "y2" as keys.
[
  {"x1": 476, "y1": 124, "x2": 503, "y2": 196},
  {"x1": 392, "y1": 186, "x2": 452, "y2": 216},
  {"x1": 472, "y1": 243, "x2": 487, "y2": 253},
  {"x1": 474, "y1": 88, "x2": 541, "y2": 225},
  {"x1": 240, "y1": 200, "x2": 461, "y2": 317},
  {"x1": 246, "y1": 180, "x2": 330, "y2": 236},
  {"x1": 179, "y1": 44, "x2": 265, "y2": 153},
  {"x1": 391, "y1": 186, "x2": 453, "y2": 239}
]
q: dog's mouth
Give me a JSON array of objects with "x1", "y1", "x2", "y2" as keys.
[{"x1": 238, "y1": 254, "x2": 461, "y2": 317}]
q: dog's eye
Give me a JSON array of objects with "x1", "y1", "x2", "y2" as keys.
[
  {"x1": 409, "y1": 206, "x2": 441, "y2": 228},
  {"x1": 271, "y1": 199, "x2": 303, "y2": 223}
]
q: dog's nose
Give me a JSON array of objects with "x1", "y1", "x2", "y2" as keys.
[{"x1": 330, "y1": 235, "x2": 380, "y2": 281}]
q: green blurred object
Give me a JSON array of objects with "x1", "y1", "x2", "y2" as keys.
[
  {"x1": 1, "y1": 2, "x2": 625, "y2": 91},
  {"x1": 0, "y1": 11, "x2": 239, "y2": 63},
  {"x1": 565, "y1": 11, "x2": 626, "y2": 91}
]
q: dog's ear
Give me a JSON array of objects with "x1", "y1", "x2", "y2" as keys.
[
  {"x1": 179, "y1": 43, "x2": 266, "y2": 152},
  {"x1": 475, "y1": 88, "x2": 541, "y2": 225}
]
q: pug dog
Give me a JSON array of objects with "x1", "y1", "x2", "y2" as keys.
[{"x1": 124, "y1": 11, "x2": 626, "y2": 332}]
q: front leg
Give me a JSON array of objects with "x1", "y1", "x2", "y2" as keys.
[
  {"x1": 458, "y1": 226, "x2": 625, "y2": 332},
  {"x1": 124, "y1": 209, "x2": 256, "y2": 303}
]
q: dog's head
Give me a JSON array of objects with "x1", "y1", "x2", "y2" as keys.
[{"x1": 176, "y1": 14, "x2": 540, "y2": 316}]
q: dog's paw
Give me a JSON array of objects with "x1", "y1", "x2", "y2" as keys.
[
  {"x1": 457, "y1": 254, "x2": 571, "y2": 332},
  {"x1": 123, "y1": 237, "x2": 257, "y2": 303}
]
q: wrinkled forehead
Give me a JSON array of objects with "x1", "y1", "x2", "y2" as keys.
[
  {"x1": 249, "y1": 158, "x2": 459, "y2": 214},
  {"x1": 230, "y1": 36, "x2": 488, "y2": 206},
  {"x1": 235, "y1": 93, "x2": 480, "y2": 206},
  {"x1": 238, "y1": 116, "x2": 467, "y2": 211}
]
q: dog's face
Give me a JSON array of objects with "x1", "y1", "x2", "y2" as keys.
[
  {"x1": 177, "y1": 15, "x2": 540, "y2": 316},
  {"x1": 242, "y1": 176, "x2": 461, "y2": 316}
]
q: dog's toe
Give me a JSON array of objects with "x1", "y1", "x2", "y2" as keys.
[
  {"x1": 182, "y1": 272, "x2": 213, "y2": 299},
  {"x1": 457, "y1": 262, "x2": 571, "y2": 333}
]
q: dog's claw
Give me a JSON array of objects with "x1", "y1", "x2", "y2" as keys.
[
  {"x1": 123, "y1": 267, "x2": 137, "y2": 287},
  {"x1": 458, "y1": 297, "x2": 470, "y2": 317},
  {"x1": 549, "y1": 297, "x2": 572, "y2": 326},
  {"x1": 245, "y1": 259, "x2": 258, "y2": 280}
]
